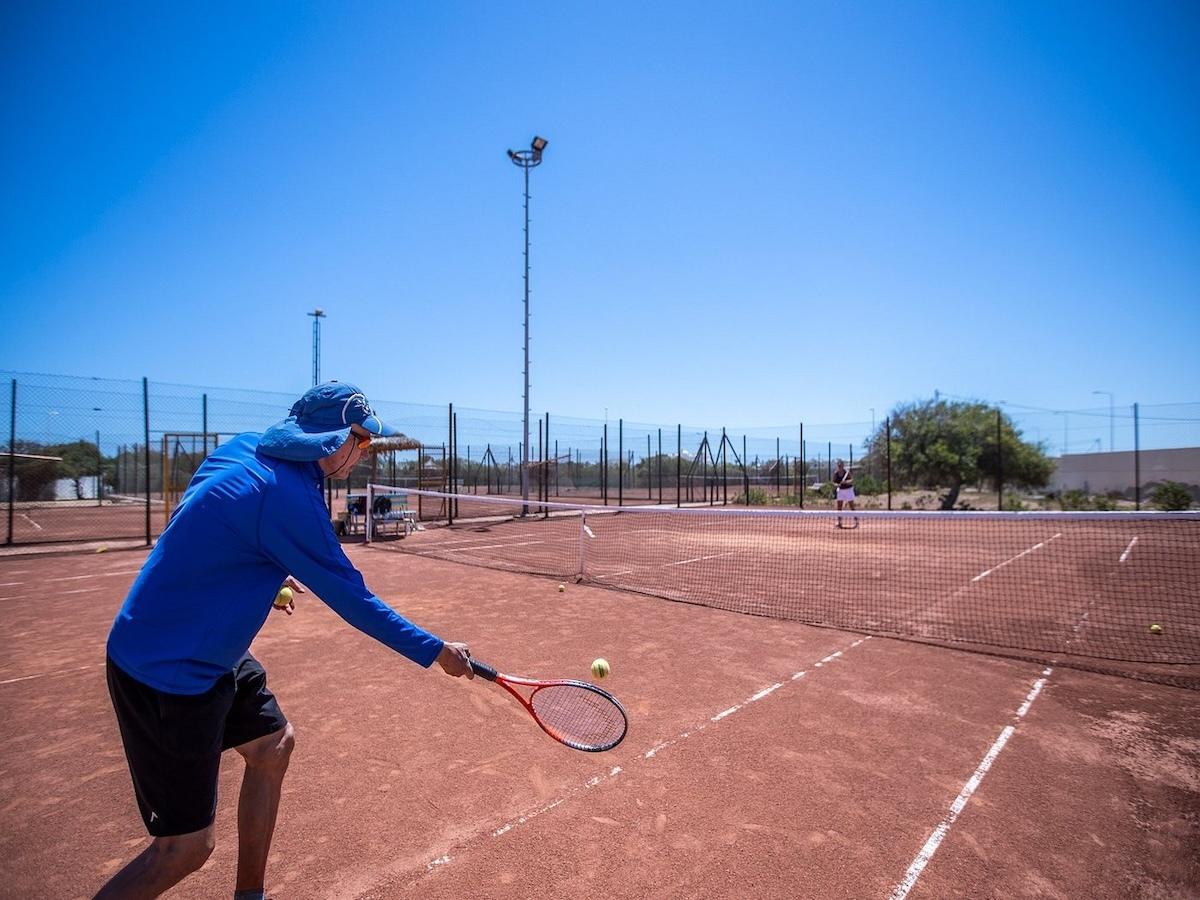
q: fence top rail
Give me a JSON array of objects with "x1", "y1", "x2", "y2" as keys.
[{"x1": 368, "y1": 485, "x2": 1200, "y2": 522}]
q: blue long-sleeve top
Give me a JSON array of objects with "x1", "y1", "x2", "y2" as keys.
[{"x1": 107, "y1": 433, "x2": 444, "y2": 694}]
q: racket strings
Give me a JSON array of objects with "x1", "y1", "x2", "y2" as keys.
[{"x1": 531, "y1": 684, "x2": 626, "y2": 751}]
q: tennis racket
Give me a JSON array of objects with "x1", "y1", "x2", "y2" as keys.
[{"x1": 470, "y1": 658, "x2": 628, "y2": 752}]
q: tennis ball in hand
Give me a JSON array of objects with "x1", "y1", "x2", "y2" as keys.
[
  {"x1": 274, "y1": 586, "x2": 294, "y2": 608},
  {"x1": 591, "y1": 658, "x2": 610, "y2": 679},
  {"x1": 1149, "y1": 624, "x2": 1163, "y2": 634}
]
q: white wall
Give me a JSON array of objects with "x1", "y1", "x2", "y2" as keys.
[{"x1": 1053, "y1": 447, "x2": 1200, "y2": 497}]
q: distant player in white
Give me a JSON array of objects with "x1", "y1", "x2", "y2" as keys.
[{"x1": 832, "y1": 459, "x2": 859, "y2": 529}]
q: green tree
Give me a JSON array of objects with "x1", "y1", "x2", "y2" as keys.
[
  {"x1": 1151, "y1": 481, "x2": 1194, "y2": 511},
  {"x1": 879, "y1": 399, "x2": 1053, "y2": 510},
  {"x1": 49, "y1": 440, "x2": 103, "y2": 500}
]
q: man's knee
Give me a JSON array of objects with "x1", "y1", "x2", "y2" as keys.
[
  {"x1": 238, "y1": 723, "x2": 295, "y2": 774},
  {"x1": 154, "y1": 826, "x2": 215, "y2": 875}
]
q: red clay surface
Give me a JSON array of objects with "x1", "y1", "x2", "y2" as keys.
[{"x1": 0, "y1": 545, "x2": 1197, "y2": 899}]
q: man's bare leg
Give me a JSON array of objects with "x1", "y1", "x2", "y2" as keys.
[
  {"x1": 94, "y1": 826, "x2": 215, "y2": 899},
  {"x1": 234, "y1": 724, "x2": 295, "y2": 893}
]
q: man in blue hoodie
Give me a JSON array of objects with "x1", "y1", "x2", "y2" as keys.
[{"x1": 97, "y1": 382, "x2": 473, "y2": 900}]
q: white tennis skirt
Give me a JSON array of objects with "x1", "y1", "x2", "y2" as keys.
[{"x1": 836, "y1": 487, "x2": 856, "y2": 502}]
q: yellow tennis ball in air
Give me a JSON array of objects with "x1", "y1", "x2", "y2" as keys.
[
  {"x1": 1149, "y1": 624, "x2": 1163, "y2": 634},
  {"x1": 274, "y1": 586, "x2": 294, "y2": 608},
  {"x1": 591, "y1": 658, "x2": 610, "y2": 679}
]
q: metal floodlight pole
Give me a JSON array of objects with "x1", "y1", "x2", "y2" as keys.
[
  {"x1": 308, "y1": 309, "x2": 326, "y2": 386},
  {"x1": 508, "y1": 135, "x2": 548, "y2": 514},
  {"x1": 1093, "y1": 390, "x2": 1114, "y2": 452}
]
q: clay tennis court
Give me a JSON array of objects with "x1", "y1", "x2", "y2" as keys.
[{"x1": 1, "y1": 526, "x2": 1197, "y2": 898}]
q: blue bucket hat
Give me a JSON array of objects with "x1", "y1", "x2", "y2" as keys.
[{"x1": 259, "y1": 381, "x2": 398, "y2": 462}]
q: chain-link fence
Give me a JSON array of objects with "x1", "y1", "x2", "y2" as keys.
[{"x1": 4, "y1": 370, "x2": 1198, "y2": 546}]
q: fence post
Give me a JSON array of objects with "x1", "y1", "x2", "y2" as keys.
[
  {"x1": 618, "y1": 419, "x2": 623, "y2": 507},
  {"x1": 658, "y1": 428, "x2": 663, "y2": 504},
  {"x1": 1133, "y1": 402, "x2": 1141, "y2": 510},
  {"x1": 96, "y1": 429, "x2": 103, "y2": 506},
  {"x1": 996, "y1": 409, "x2": 1003, "y2": 510},
  {"x1": 676, "y1": 424, "x2": 681, "y2": 509},
  {"x1": 800, "y1": 424, "x2": 804, "y2": 509},
  {"x1": 744, "y1": 434, "x2": 749, "y2": 505},
  {"x1": 886, "y1": 417, "x2": 892, "y2": 510},
  {"x1": 6, "y1": 379, "x2": 14, "y2": 545},
  {"x1": 602, "y1": 423, "x2": 608, "y2": 505},
  {"x1": 722, "y1": 427, "x2": 728, "y2": 505},
  {"x1": 143, "y1": 377, "x2": 151, "y2": 546}
]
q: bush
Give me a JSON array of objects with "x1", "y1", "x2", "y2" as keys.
[
  {"x1": 1058, "y1": 489, "x2": 1092, "y2": 511},
  {"x1": 732, "y1": 487, "x2": 771, "y2": 505},
  {"x1": 854, "y1": 472, "x2": 884, "y2": 496},
  {"x1": 1001, "y1": 496, "x2": 1027, "y2": 511},
  {"x1": 1151, "y1": 481, "x2": 1193, "y2": 511}
]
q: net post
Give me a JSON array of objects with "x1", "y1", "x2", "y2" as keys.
[
  {"x1": 578, "y1": 510, "x2": 587, "y2": 578},
  {"x1": 544, "y1": 412, "x2": 550, "y2": 519},
  {"x1": 657, "y1": 428, "x2": 663, "y2": 504}
]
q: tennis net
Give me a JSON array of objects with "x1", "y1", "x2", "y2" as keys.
[{"x1": 365, "y1": 485, "x2": 1200, "y2": 687}]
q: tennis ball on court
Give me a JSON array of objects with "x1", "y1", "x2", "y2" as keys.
[
  {"x1": 1149, "y1": 624, "x2": 1163, "y2": 634},
  {"x1": 95, "y1": 545, "x2": 108, "y2": 553},
  {"x1": 274, "y1": 586, "x2": 294, "y2": 608},
  {"x1": 591, "y1": 658, "x2": 610, "y2": 679},
  {"x1": 558, "y1": 583, "x2": 565, "y2": 592}
]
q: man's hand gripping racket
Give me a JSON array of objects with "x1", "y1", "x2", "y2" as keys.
[{"x1": 469, "y1": 658, "x2": 628, "y2": 753}]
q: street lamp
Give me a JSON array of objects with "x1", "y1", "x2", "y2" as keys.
[
  {"x1": 507, "y1": 135, "x2": 548, "y2": 510},
  {"x1": 307, "y1": 309, "x2": 326, "y2": 386},
  {"x1": 1092, "y1": 390, "x2": 1114, "y2": 452}
]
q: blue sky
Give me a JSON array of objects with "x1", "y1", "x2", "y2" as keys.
[{"x1": 2, "y1": 1, "x2": 1197, "y2": 439}]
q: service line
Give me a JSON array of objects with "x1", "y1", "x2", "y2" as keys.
[
  {"x1": 1119, "y1": 536, "x2": 1137, "y2": 564},
  {"x1": 888, "y1": 667, "x2": 1052, "y2": 900},
  {"x1": 971, "y1": 534, "x2": 1062, "y2": 582}
]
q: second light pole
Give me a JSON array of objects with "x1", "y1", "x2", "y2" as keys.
[{"x1": 508, "y1": 135, "x2": 548, "y2": 511}]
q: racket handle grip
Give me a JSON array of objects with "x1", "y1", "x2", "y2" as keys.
[{"x1": 469, "y1": 658, "x2": 498, "y2": 681}]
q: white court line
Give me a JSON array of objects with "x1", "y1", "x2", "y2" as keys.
[
  {"x1": 971, "y1": 534, "x2": 1062, "y2": 582},
  {"x1": 415, "y1": 540, "x2": 545, "y2": 554},
  {"x1": 2, "y1": 587, "x2": 107, "y2": 602},
  {"x1": 423, "y1": 636, "x2": 871, "y2": 875},
  {"x1": 20, "y1": 513, "x2": 43, "y2": 531},
  {"x1": 1119, "y1": 536, "x2": 1138, "y2": 564},
  {"x1": 889, "y1": 667, "x2": 1052, "y2": 900},
  {"x1": 0, "y1": 663, "x2": 100, "y2": 686},
  {"x1": 664, "y1": 550, "x2": 738, "y2": 568}
]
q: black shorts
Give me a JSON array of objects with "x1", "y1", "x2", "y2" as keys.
[{"x1": 106, "y1": 654, "x2": 289, "y2": 837}]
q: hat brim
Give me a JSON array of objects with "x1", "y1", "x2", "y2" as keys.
[{"x1": 259, "y1": 413, "x2": 398, "y2": 462}]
